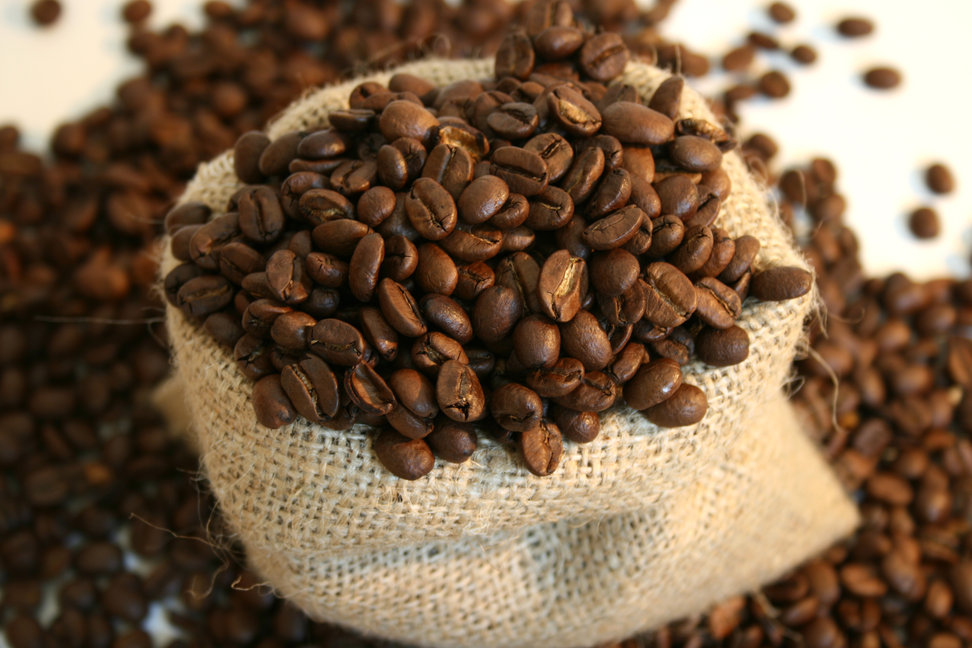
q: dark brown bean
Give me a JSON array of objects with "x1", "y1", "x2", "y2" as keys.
[
  {"x1": 378, "y1": 100, "x2": 438, "y2": 144},
  {"x1": 491, "y1": 383, "x2": 543, "y2": 431},
  {"x1": 310, "y1": 319, "x2": 369, "y2": 366},
  {"x1": 520, "y1": 419, "x2": 563, "y2": 476},
  {"x1": 458, "y1": 175, "x2": 509, "y2": 224},
  {"x1": 425, "y1": 420, "x2": 477, "y2": 463},
  {"x1": 642, "y1": 382, "x2": 707, "y2": 427},
  {"x1": 490, "y1": 146, "x2": 549, "y2": 196},
  {"x1": 373, "y1": 429, "x2": 434, "y2": 480},
  {"x1": 513, "y1": 314, "x2": 561, "y2": 369},
  {"x1": 376, "y1": 278, "x2": 427, "y2": 337},
  {"x1": 473, "y1": 284, "x2": 523, "y2": 344},
  {"x1": 582, "y1": 205, "x2": 644, "y2": 250},
  {"x1": 601, "y1": 102, "x2": 674, "y2": 145},
  {"x1": 420, "y1": 294, "x2": 473, "y2": 344},
  {"x1": 436, "y1": 360, "x2": 486, "y2": 422},
  {"x1": 546, "y1": 85, "x2": 602, "y2": 137},
  {"x1": 750, "y1": 266, "x2": 813, "y2": 301},
  {"x1": 537, "y1": 250, "x2": 588, "y2": 322},
  {"x1": 643, "y1": 262, "x2": 698, "y2": 328},
  {"x1": 695, "y1": 325, "x2": 750, "y2": 366},
  {"x1": 405, "y1": 177, "x2": 458, "y2": 240},
  {"x1": 344, "y1": 363, "x2": 396, "y2": 415},
  {"x1": 280, "y1": 356, "x2": 340, "y2": 423},
  {"x1": 695, "y1": 277, "x2": 742, "y2": 329},
  {"x1": 252, "y1": 374, "x2": 297, "y2": 429},
  {"x1": 560, "y1": 310, "x2": 612, "y2": 371},
  {"x1": 551, "y1": 407, "x2": 600, "y2": 443},
  {"x1": 590, "y1": 249, "x2": 640, "y2": 297},
  {"x1": 578, "y1": 32, "x2": 629, "y2": 82},
  {"x1": 524, "y1": 132, "x2": 573, "y2": 182}
]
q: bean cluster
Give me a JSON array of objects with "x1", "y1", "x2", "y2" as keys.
[{"x1": 164, "y1": 21, "x2": 811, "y2": 479}]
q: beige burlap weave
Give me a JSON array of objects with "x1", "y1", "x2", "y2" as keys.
[{"x1": 159, "y1": 58, "x2": 859, "y2": 647}]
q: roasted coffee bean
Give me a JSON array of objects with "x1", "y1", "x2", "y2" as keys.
[
  {"x1": 458, "y1": 175, "x2": 509, "y2": 224},
  {"x1": 607, "y1": 341, "x2": 646, "y2": 384},
  {"x1": 234, "y1": 332, "x2": 276, "y2": 379},
  {"x1": 588, "y1": 249, "x2": 639, "y2": 298},
  {"x1": 310, "y1": 319, "x2": 369, "y2": 366},
  {"x1": 546, "y1": 85, "x2": 602, "y2": 137},
  {"x1": 421, "y1": 294, "x2": 473, "y2": 343},
  {"x1": 526, "y1": 356, "x2": 585, "y2": 397},
  {"x1": 495, "y1": 30, "x2": 535, "y2": 80},
  {"x1": 170, "y1": 224, "x2": 201, "y2": 262},
  {"x1": 356, "y1": 186, "x2": 397, "y2": 227},
  {"x1": 231, "y1": 131, "x2": 271, "y2": 184},
  {"x1": 520, "y1": 419, "x2": 563, "y2": 476},
  {"x1": 925, "y1": 163, "x2": 955, "y2": 195},
  {"x1": 280, "y1": 356, "x2": 340, "y2": 423},
  {"x1": 692, "y1": 227, "x2": 734, "y2": 278},
  {"x1": 473, "y1": 284, "x2": 523, "y2": 344},
  {"x1": 555, "y1": 371, "x2": 617, "y2": 412},
  {"x1": 266, "y1": 249, "x2": 311, "y2": 304},
  {"x1": 176, "y1": 275, "x2": 233, "y2": 319},
  {"x1": 624, "y1": 358, "x2": 682, "y2": 410},
  {"x1": 330, "y1": 159, "x2": 376, "y2": 194},
  {"x1": 561, "y1": 145, "x2": 605, "y2": 204},
  {"x1": 490, "y1": 192, "x2": 530, "y2": 229},
  {"x1": 455, "y1": 261, "x2": 496, "y2": 301},
  {"x1": 344, "y1": 362, "x2": 396, "y2": 415},
  {"x1": 601, "y1": 102, "x2": 674, "y2": 145},
  {"x1": 654, "y1": 175, "x2": 698, "y2": 219},
  {"x1": 695, "y1": 325, "x2": 750, "y2": 367},
  {"x1": 551, "y1": 407, "x2": 600, "y2": 443},
  {"x1": 279, "y1": 172, "x2": 329, "y2": 217},
  {"x1": 598, "y1": 281, "x2": 647, "y2": 326},
  {"x1": 373, "y1": 429, "x2": 434, "y2": 480},
  {"x1": 487, "y1": 102, "x2": 540, "y2": 140},
  {"x1": 440, "y1": 225, "x2": 504, "y2": 262},
  {"x1": 252, "y1": 374, "x2": 297, "y2": 429},
  {"x1": 311, "y1": 219, "x2": 371, "y2": 257},
  {"x1": 378, "y1": 100, "x2": 438, "y2": 144},
  {"x1": 381, "y1": 234, "x2": 418, "y2": 282},
  {"x1": 328, "y1": 110, "x2": 374, "y2": 134},
  {"x1": 347, "y1": 232, "x2": 384, "y2": 302},
  {"x1": 270, "y1": 311, "x2": 316, "y2": 350},
  {"x1": 583, "y1": 205, "x2": 644, "y2": 250},
  {"x1": 670, "y1": 225, "x2": 714, "y2": 275},
  {"x1": 436, "y1": 360, "x2": 486, "y2": 422},
  {"x1": 405, "y1": 177, "x2": 458, "y2": 240},
  {"x1": 670, "y1": 136, "x2": 723, "y2": 172},
  {"x1": 513, "y1": 314, "x2": 561, "y2": 369},
  {"x1": 164, "y1": 201, "x2": 211, "y2": 236},
  {"x1": 296, "y1": 128, "x2": 349, "y2": 160},
  {"x1": 649, "y1": 76, "x2": 684, "y2": 120},
  {"x1": 524, "y1": 132, "x2": 573, "y2": 182},
  {"x1": 908, "y1": 207, "x2": 941, "y2": 239},
  {"x1": 218, "y1": 241, "x2": 264, "y2": 285},
  {"x1": 411, "y1": 332, "x2": 468, "y2": 373},
  {"x1": 560, "y1": 310, "x2": 612, "y2": 371},
  {"x1": 537, "y1": 250, "x2": 587, "y2": 322},
  {"x1": 695, "y1": 277, "x2": 742, "y2": 329},
  {"x1": 863, "y1": 66, "x2": 902, "y2": 90},
  {"x1": 751, "y1": 266, "x2": 813, "y2": 301},
  {"x1": 358, "y1": 306, "x2": 399, "y2": 361},
  {"x1": 425, "y1": 419, "x2": 477, "y2": 463},
  {"x1": 376, "y1": 279, "x2": 426, "y2": 337},
  {"x1": 204, "y1": 312, "x2": 245, "y2": 348},
  {"x1": 305, "y1": 252, "x2": 348, "y2": 288},
  {"x1": 643, "y1": 262, "x2": 698, "y2": 327},
  {"x1": 188, "y1": 213, "x2": 239, "y2": 271},
  {"x1": 836, "y1": 16, "x2": 874, "y2": 37},
  {"x1": 422, "y1": 143, "x2": 474, "y2": 199},
  {"x1": 258, "y1": 131, "x2": 304, "y2": 177},
  {"x1": 578, "y1": 32, "x2": 629, "y2": 82},
  {"x1": 719, "y1": 235, "x2": 760, "y2": 283},
  {"x1": 642, "y1": 382, "x2": 707, "y2": 426},
  {"x1": 588, "y1": 167, "x2": 632, "y2": 218},
  {"x1": 490, "y1": 146, "x2": 549, "y2": 196},
  {"x1": 298, "y1": 188, "x2": 354, "y2": 225},
  {"x1": 491, "y1": 383, "x2": 543, "y2": 431}
]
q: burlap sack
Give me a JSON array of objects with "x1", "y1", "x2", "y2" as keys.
[{"x1": 159, "y1": 58, "x2": 859, "y2": 647}]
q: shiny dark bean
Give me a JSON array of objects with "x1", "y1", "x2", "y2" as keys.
[
  {"x1": 280, "y1": 356, "x2": 340, "y2": 423},
  {"x1": 344, "y1": 362, "x2": 396, "y2": 415},
  {"x1": 252, "y1": 374, "x2": 297, "y2": 429},
  {"x1": 258, "y1": 131, "x2": 303, "y2": 177},
  {"x1": 590, "y1": 249, "x2": 639, "y2": 297},
  {"x1": 598, "y1": 281, "x2": 647, "y2": 325},
  {"x1": 381, "y1": 234, "x2": 418, "y2": 282},
  {"x1": 411, "y1": 332, "x2": 468, "y2": 374},
  {"x1": 578, "y1": 32, "x2": 629, "y2": 82},
  {"x1": 546, "y1": 85, "x2": 602, "y2": 137},
  {"x1": 440, "y1": 225, "x2": 504, "y2": 262},
  {"x1": 642, "y1": 383, "x2": 708, "y2": 427},
  {"x1": 490, "y1": 146, "x2": 549, "y2": 196},
  {"x1": 356, "y1": 186, "x2": 397, "y2": 227},
  {"x1": 537, "y1": 250, "x2": 587, "y2": 322},
  {"x1": 164, "y1": 201, "x2": 210, "y2": 235},
  {"x1": 436, "y1": 359, "x2": 486, "y2": 422},
  {"x1": 495, "y1": 252, "x2": 542, "y2": 313},
  {"x1": 458, "y1": 175, "x2": 509, "y2": 224},
  {"x1": 524, "y1": 132, "x2": 573, "y2": 182},
  {"x1": 298, "y1": 188, "x2": 353, "y2": 225},
  {"x1": 270, "y1": 311, "x2": 316, "y2": 350},
  {"x1": 347, "y1": 232, "x2": 384, "y2": 302},
  {"x1": 266, "y1": 249, "x2": 311, "y2": 305},
  {"x1": 513, "y1": 314, "x2": 561, "y2": 369},
  {"x1": 583, "y1": 205, "x2": 644, "y2": 250},
  {"x1": 376, "y1": 278, "x2": 427, "y2": 337},
  {"x1": 420, "y1": 294, "x2": 473, "y2": 343},
  {"x1": 455, "y1": 261, "x2": 495, "y2": 301},
  {"x1": 555, "y1": 371, "x2": 618, "y2": 412},
  {"x1": 422, "y1": 143, "x2": 474, "y2": 199},
  {"x1": 311, "y1": 219, "x2": 371, "y2": 257},
  {"x1": 624, "y1": 358, "x2": 683, "y2": 410},
  {"x1": 751, "y1": 266, "x2": 814, "y2": 301},
  {"x1": 495, "y1": 30, "x2": 535, "y2": 80},
  {"x1": 560, "y1": 310, "x2": 612, "y2": 370},
  {"x1": 491, "y1": 383, "x2": 543, "y2": 431},
  {"x1": 358, "y1": 306, "x2": 399, "y2": 361},
  {"x1": 405, "y1": 177, "x2": 458, "y2": 240},
  {"x1": 473, "y1": 285, "x2": 523, "y2": 344},
  {"x1": 695, "y1": 277, "x2": 742, "y2": 329},
  {"x1": 188, "y1": 213, "x2": 239, "y2": 271},
  {"x1": 426, "y1": 419, "x2": 477, "y2": 463},
  {"x1": 373, "y1": 429, "x2": 434, "y2": 480},
  {"x1": 305, "y1": 252, "x2": 348, "y2": 288},
  {"x1": 560, "y1": 145, "x2": 604, "y2": 204},
  {"x1": 176, "y1": 275, "x2": 233, "y2": 319},
  {"x1": 233, "y1": 131, "x2": 271, "y2": 183},
  {"x1": 648, "y1": 76, "x2": 684, "y2": 120},
  {"x1": 378, "y1": 100, "x2": 438, "y2": 144},
  {"x1": 525, "y1": 356, "x2": 584, "y2": 397},
  {"x1": 643, "y1": 261, "x2": 698, "y2": 327},
  {"x1": 520, "y1": 419, "x2": 563, "y2": 476},
  {"x1": 695, "y1": 325, "x2": 750, "y2": 366},
  {"x1": 310, "y1": 319, "x2": 369, "y2": 365},
  {"x1": 670, "y1": 225, "x2": 714, "y2": 275},
  {"x1": 218, "y1": 242, "x2": 264, "y2": 285},
  {"x1": 602, "y1": 101, "x2": 674, "y2": 145},
  {"x1": 526, "y1": 185, "x2": 574, "y2": 230},
  {"x1": 654, "y1": 175, "x2": 698, "y2": 219}
]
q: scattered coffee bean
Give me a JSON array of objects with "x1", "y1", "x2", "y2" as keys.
[
  {"x1": 836, "y1": 16, "x2": 875, "y2": 38},
  {"x1": 29, "y1": 0, "x2": 61, "y2": 26},
  {"x1": 925, "y1": 162, "x2": 956, "y2": 195},
  {"x1": 908, "y1": 206, "x2": 941, "y2": 239},
  {"x1": 863, "y1": 66, "x2": 902, "y2": 90}
]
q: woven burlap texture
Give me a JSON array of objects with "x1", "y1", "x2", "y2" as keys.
[{"x1": 160, "y1": 58, "x2": 858, "y2": 647}]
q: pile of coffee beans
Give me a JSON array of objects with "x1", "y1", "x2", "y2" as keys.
[
  {"x1": 3, "y1": 0, "x2": 972, "y2": 645},
  {"x1": 163, "y1": 19, "x2": 811, "y2": 479}
]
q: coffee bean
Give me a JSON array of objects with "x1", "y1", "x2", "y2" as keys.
[
  {"x1": 582, "y1": 205, "x2": 644, "y2": 250},
  {"x1": 411, "y1": 332, "x2": 468, "y2": 374},
  {"x1": 648, "y1": 76, "x2": 684, "y2": 120},
  {"x1": 164, "y1": 201, "x2": 211, "y2": 236},
  {"x1": 259, "y1": 131, "x2": 304, "y2": 177},
  {"x1": 695, "y1": 325, "x2": 750, "y2": 366},
  {"x1": 425, "y1": 419, "x2": 477, "y2": 463},
  {"x1": 405, "y1": 177, "x2": 458, "y2": 240},
  {"x1": 422, "y1": 143, "x2": 474, "y2": 199},
  {"x1": 436, "y1": 360, "x2": 486, "y2": 423},
  {"x1": 176, "y1": 275, "x2": 233, "y2": 319},
  {"x1": 381, "y1": 234, "x2": 418, "y2": 282},
  {"x1": 280, "y1": 357, "x2": 340, "y2": 424},
  {"x1": 188, "y1": 213, "x2": 239, "y2": 271},
  {"x1": 299, "y1": 188, "x2": 354, "y2": 225},
  {"x1": 654, "y1": 175, "x2": 698, "y2": 219},
  {"x1": 545, "y1": 85, "x2": 602, "y2": 137},
  {"x1": 30, "y1": 0, "x2": 61, "y2": 26},
  {"x1": 311, "y1": 219, "x2": 371, "y2": 258},
  {"x1": 376, "y1": 278, "x2": 427, "y2": 337},
  {"x1": 520, "y1": 419, "x2": 563, "y2": 476},
  {"x1": 551, "y1": 407, "x2": 600, "y2": 443},
  {"x1": 695, "y1": 277, "x2": 742, "y2": 329},
  {"x1": 344, "y1": 362, "x2": 396, "y2": 415},
  {"x1": 458, "y1": 175, "x2": 509, "y2": 224},
  {"x1": 598, "y1": 281, "x2": 647, "y2": 326},
  {"x1": 252, "y1": 374, "x2": 297, "y2": 429},
  {"x1": 357, "y1": 186, "x2": 397, "y2": 227},
  {"x1": 522, "y1": 185, "x2": 572, "y2": 231},
  {"x1": 513, "y1": 314, "x2": 561, "y2": 369},
  {"x1": 455, "y1": 261, "x2": 495, "y2": 301},
  {"x1": 537, "y1": 250, "x2": 587, "y2": 322},
  {"x1": 837, "y1": 16, "x2": 874, "y2": 37},
  {"x1": 495, "y1": 30, "x2": 535, "y2": 80},
  {"x1": 555, "y1": 371, "x2": 618, "y2": 412},
  {"x1": 642, "y1": 382, "x2": 707, "y2": 426},
  {"x1": 266, "y1": 249, "x2": 311, "y2": 305},
  {"x1": 373, "y1": 429, "x2": 434, "y2": 480},
  {"x1": 670, "y1": 136, "x2": 722, "y2": 172},
  {"x1": 439, "y1": 224, "x2": 504, "y2": 262},
  {"x1": 561, "y1": 144, "x2": 605, "y2": 204},
  {"x1": 490, "y1": 146, "x2": 549, "y2": 196},
  {"x1": 310, "y1": 319, "x2": 369, "y2": 366},
  {"x1": 524, "y1": 132, "x2": 573, "y2": 181},
  {"x1": 378, "y1": 100, "x2": 438, "y2": 144},
  {"x1": 590, "y1": 249, "x2": 640, "y2": 297},
  {"x1": 623, "y1": 358, "x2": 682, "y2": 410},
  {"x1": 218, "y1": 241, "x2": 264, "y2": 285},
  {"x1": 420, "y1": 294, "x2": 473, "y2": 344},
  {"x1": 758, "y1": 70, "x2": 791, "y2": 98},
  {"x1": 270, "y1": 311, "x2": 316, "y2": 350},
  {"x1": 601, "y1": 102, "x2": 674, "y2": 146},
  {"x1": 578, "y1": 32, "x2": 629, "y2": 82},
  {"x1": 643, "y1": 261, "x2": 698, "y2": 328},
  {"x1": 473, "y1": 284, "x2": 523, "y2": 344},
  {"x1": 560, "y1": 310, "x2": 612, "y2": 371},
  {"x1": 750, "y1": 266, "x2": 813, "y2": 301},
  {"x1": 487, "y1": 102, "x2": 540, "y2": 140},
  {"x1": 491, "y1": 383, "x2": 543, "y2": 431},
  {"x1": 587, "y1": 167, "x2": 632, "y2": 218},
  {"x1": 863, "y1": 66, "x2": 901, "y2": 90},
  {"x1": 925, "y1": 163, "x2": 955, "y2": 195}
]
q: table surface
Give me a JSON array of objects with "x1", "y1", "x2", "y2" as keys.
[{"x1": 2, "y1": 0, "x2": 970, "y2": 281}]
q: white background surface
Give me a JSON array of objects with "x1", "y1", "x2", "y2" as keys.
[{"x1": 1, "y1": 0, "x2": 970, "y2": 279}]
